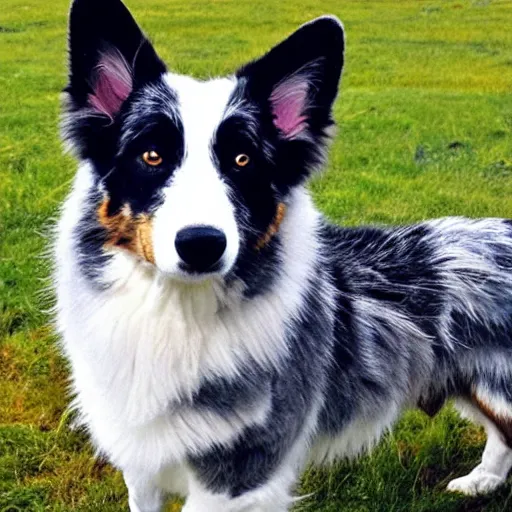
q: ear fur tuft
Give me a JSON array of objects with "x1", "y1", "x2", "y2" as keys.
[
  {"x1": 269, "y1": 60, "x2": 324, "y2": 139},
  {"x1": 64, "y1": 0, "x2": 166, "y2": 160},
  {"x1": 237, "y1": 16, "x2": 345, "y2": 141},
  {"x1": 88, "y1": 49, "x2": 133, "y2": 119}
]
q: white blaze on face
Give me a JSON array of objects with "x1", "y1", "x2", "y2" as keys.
[{"x1": 151, "y1": 74, "x2": 241, "y2": 278}]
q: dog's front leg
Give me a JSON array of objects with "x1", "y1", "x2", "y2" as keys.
[
  {"x1": 181, "y1": 431, "x2": 306, "y2": 512},
  {"x1": 124, "y1": 471, "x2": 165, "y2": 512},
  {"x1": 181, "y1": 472, "x2": 293, "y2": 512}
]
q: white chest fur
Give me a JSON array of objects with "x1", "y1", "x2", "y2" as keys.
[{"x1": 53, "y1": 165, "x2": 321, "y2": 473}]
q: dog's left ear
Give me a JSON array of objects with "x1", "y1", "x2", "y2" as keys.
[{"x1": 237, "y1": 16, "x2": 344, "y2": 143}]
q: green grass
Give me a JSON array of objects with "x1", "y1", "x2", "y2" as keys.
[{"x1": 1, "y1": 0, "x2": 512, "y2": 510}]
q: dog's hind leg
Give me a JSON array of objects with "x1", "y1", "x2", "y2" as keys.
[{"x1": 447, "y1": 394, "x2": 512, "y2": 496}]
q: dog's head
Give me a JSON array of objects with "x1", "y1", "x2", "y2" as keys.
[{"x1": 63, "y1": 0, "x2": 344, "y2": 287}]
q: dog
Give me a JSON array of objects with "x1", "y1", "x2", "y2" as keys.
[{"x1": 54, "y1": 0, "x2": 512, "y2": 510}]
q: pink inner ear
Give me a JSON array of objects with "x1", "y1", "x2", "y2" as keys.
[
  {"x1": 270, "y1": 76, "x2": 309, "y2": 139},
  {"x1": 88, "y1": 50, "x2": 133, "y2": 119}
]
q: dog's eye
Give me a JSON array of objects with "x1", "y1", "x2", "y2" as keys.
[
  {"x1": 142, "y1": 150, "x2": 163, "y2": 167},
  {"x1": 235, "y1": 154, "x2": 250, "y2": 168}
]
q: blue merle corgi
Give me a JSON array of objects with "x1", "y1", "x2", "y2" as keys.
[{"x1": 54, "y1": 0, "x2": 512, "y2": 510}]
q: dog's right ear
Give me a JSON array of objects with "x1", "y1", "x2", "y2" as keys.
[{"x1": 63, "y1": 0, "x2": 166, "y2": 160}]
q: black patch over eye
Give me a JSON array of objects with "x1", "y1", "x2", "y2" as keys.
[
  {"x1": 213, "y1": 114, "x2": 278, "y2": 233},
  {"x1": 103, "y1": 113, "x2": 184, "y2": 214},
  {"x1": 121, "y1": 113, "x2": 184, "y2": 176},
  {"x1": 213, "y1": 116, "x2": 264, "y2": 174}
]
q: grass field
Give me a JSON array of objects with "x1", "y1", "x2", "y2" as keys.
[{"x1": 1, "y1": 0, "x2": 512, "y2": 510}]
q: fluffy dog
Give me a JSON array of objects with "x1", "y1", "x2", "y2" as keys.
[{"x1": 54, "y1": 0, "x2": 512, "y2": 510}]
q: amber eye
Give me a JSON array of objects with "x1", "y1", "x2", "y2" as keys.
[
  {"x1": 235, "y1": 153, "x2": 250, "y2": 167},
  {"x1": 142, "y1": 150, "x2": 163, "y2": 166}
]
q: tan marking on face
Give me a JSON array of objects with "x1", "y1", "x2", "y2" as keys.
[
  {"x1": 472, "y1": 392, "x2": 512, "y2": 448},
  {"x1": 97, "y1": 199, "x2": 155, "y2": 264},
  {"x1": 255, "y1": 202, "x2": 287, "y2": 251}
]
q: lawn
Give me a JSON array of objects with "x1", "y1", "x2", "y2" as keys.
[{"x1": 1, "y1": 0, "x2": 512, "y2": 510}]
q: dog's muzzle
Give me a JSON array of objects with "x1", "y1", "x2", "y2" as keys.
[{"x1": 175, "y1": 226, "x2": 227, "y2": 273}]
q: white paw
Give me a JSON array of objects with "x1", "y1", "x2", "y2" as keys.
[{"x1": 447, "y1": 468, "x2": 505, "y2": 496}]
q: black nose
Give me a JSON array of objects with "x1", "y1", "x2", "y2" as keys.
[{"x1": 175, "y1": 226, "x2": 227, "y2": 272}]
